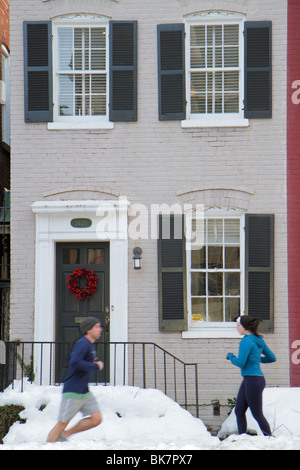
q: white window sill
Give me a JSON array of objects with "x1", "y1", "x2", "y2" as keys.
[
  {"x1": 181, "y1": 116, "x2": 249, "y2": 129},
  {"x1": 47, "y1": 120, "x2": 114, "y2": 130},
  {"x1": 182, "y1": 325, "x2": 241, "y2": 339}
]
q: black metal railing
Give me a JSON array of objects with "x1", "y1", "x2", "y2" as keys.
[{"x1": 0, "y1": 341, "x2": 199, "y2": 418}]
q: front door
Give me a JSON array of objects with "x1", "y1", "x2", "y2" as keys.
[{"x1": 56, "y1": 242, "x2": 110, "y2": 383}]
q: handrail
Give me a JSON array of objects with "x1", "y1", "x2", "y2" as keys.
[{"x1": 0, "y1": 341, "x2": 199, "y2": 418}]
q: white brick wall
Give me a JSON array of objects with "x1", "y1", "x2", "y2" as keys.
[{"x1": 10, "y1": 0, "x2": 288, "y2": 428}]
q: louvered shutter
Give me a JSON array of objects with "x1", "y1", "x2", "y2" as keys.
[
  {"x1": 244, "y1": 22, "x2": 272, "y2": 119},
  {"x1": 109, "y1": 21, "x2": 137, "y2": 122},
  {"x1": 24, "y1": 21, "x2": 53, "y2": 122},
  {"x1": 157, "y1": 24, "x2": 186, "y2": 121},
  {"x1": 245, "y1": 214, "x2": 274, "y2": 332},
  {"x1": 158, "y1": 214, "x2": 187, "y2": 331}
]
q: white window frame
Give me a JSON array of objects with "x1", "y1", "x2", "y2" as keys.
[
  {"x1": 182, "y1": 11, "x2": 249, "y2": 129},
  {"x1": 183, "y1": 209, "x2": 245, "y2": 339},
  {"x1": 48, "y1": 14, "x2": 113, "y2": 130}
]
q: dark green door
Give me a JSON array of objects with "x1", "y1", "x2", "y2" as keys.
[{"x1": 56, "y1": 242, "x2": 110, "y2": 383}]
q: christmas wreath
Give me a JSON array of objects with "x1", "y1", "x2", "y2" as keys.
[{"x1": 67, "y1": 267, "x2": 98, "y2": 300}]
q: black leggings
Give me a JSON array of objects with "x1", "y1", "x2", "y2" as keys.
[{"x1": 235, "y1": 376, "x2": 272, "y2": 436}]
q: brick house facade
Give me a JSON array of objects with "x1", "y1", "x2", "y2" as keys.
[{"x1": 10, "y1": 0, "x2": 290, "y2": 429}]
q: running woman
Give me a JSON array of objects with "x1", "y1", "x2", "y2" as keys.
[{"x1": 226, "y1": 315, "x2": 276, "y2": 436}]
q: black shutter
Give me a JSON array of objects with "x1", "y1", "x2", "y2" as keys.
[
  {"x1": 109, "y1": 21, "x2": 138, "y2": 122},
  {"x1": 157, "y1": 24, "x2": 186, "y2": 121},
  {"x1": 158, "y1": 214, "x2": 187, "y2": 331},
  {"x1": 24, "y1": 21, "x2": 53, "y2": 122},
  {"x1": 245, "y1": 214, "x2": 274, "y2": 332},
  {"x1": 244, "y1": 21, "x2": 272, "y2": 119}
]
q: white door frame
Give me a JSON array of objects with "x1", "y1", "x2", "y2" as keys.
[{"x1": 31, "y1": 199, "x2": 130, "y2": 385}]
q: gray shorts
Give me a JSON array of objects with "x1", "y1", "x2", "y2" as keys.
[{"x1": 58, "y1": 393, "x2": 100, "y2": 423}]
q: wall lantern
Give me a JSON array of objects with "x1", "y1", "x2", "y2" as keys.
[{"x1": 133, "y1": 247, "x2": 142, "y2": 270}]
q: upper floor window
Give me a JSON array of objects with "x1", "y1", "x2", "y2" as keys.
[
  {"x1": 185, "y1": 12, "x2": 246, "y2": 127},
  {"x1": 24, "y1": 15, "x2": 137, "y2": 128},
  {"x1": 157, "y1": 11, "x2": 272, "y2": 126},
  {"x1": 54, "y1": 18, "x2": 109, "y2": 123}
]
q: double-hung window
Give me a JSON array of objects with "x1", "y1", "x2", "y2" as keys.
[
  {"x1": 187, "y1": 18, "x2": 245, "y2": 126},
  {"x1": 158, "y1": 212, "x2": 274, "y2": 337},
  {"x1": 189, "y1": 215, "x2": 243, "y2": 327},
  {"x1": 157, "y1": 11, "x2": 272, "y2": 125},
  {"x1": 23, "y1": 16, "x2": 138, "y2": 127},
  {"x1": 54, "y1": 20, "x2": 109, "y2": 125}
]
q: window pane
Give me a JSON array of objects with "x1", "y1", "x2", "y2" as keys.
[
  {"x1": 207, "y1": 219, "x2": 223, "y2": 244},
  {"x1": 215, "y1": 26, "x2": 222, "y2": 45},
  {"x1": 224, "y1": 47, "x2": 239, "y2": 67},
  {"x1": 191, "y1": 72, "x2": 206, "y2": 92},
  {"x1": 91, "y1": 74, "x2": 106, "y2": 93},
  {"x1": 59, "y1": 94, "x2": 73, "y2": 116},
  {"x1": 224, "y1": 72, "x2": 239, "y2": 92},
  {"x1": 63, "y1": 249, "x2": 80, "y2": 264},
  {"x1": 192, "y1": 298, "x2": 206, "y2": 321},
  {"x1": 225, "y1": 297, "x2": 240, "y2": 322},
  {"x1": 88, "y1": 248, "x2": 105, "y2": 264},
  {"x1": 91, "y1": 28, "x2": 106, "y2": 48},
  {"x1": 191, "y1": 48, "x2": 206, "y2": 68},
  {"x1": 215, "y1": 72, "x2": 223, "y2": 91},
  {"x1": 75, "y1": 95, "x2": 83, "y2": 115},
  {"x1": 191, "y1": 93, "x2": 206, "y2": 114},
  {"x1": 74, "y1": 49, "x2": 83, "y2": 70},
  {"x1": 215, "y1": 93, "x2": 223, "y2": 113},
  {"x1": 91, "y1": 95, "x2": 106, "y2": 115},
  {"x1": 224, "y1": 25, "x2": 239, "y2": 45},
  {"x1": 208, "y1": 246, "x2": 223, "y2": 269},
  {"x1": 207, "y1": 26, "x2": 213, "y2": 46},
  {"x1": 225, "y1": 246, "x2": 240, "y2": 268},
  {"x1": 225, "y1": 272, "x2": 240, "y2": 296},
  {"x1": 208, "y1": 298, "x2": 223, "y2": 321},
  {"x1": 58, "y1": 28, "x2": 73, "y2": 71},
  {"x1": 224, "y1": 93, "x2": 239, "y2": 113},
  {"x1": 191, "y1": 272, "x2": 206, "y2": 296},
  {"x1": 208, "y1": 272, "x2": 223, "y2": 295},
  {"x1": 215, "y1": 47, "x2": 222, "y2": 67},
  {"x1": 225, "y1": 219, "x2": 240, "y2": 243},
  {"x1": 191, "y1": 246, "x2": 206, "y2": 269},
  {"x1": 91, "y1": 50, "x2": 106, "y2": 70},
  {"x1": 74, "y1": 28, "x2": 83, "y2": 49}
]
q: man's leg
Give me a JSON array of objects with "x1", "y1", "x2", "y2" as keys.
[
  {"x1": 64, "y1": 411, "x2": 102, "y2": 438},
  {"x1": 46, "y1": 420, "x2": 69, "y2": 443}
]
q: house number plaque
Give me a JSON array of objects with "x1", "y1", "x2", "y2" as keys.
[{"x1": 71, "y1": 218, "x2": 92, "y2": 228}]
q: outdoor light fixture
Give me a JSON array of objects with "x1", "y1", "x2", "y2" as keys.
[{"x1": 133, "y1": 247, "x2": 142, "y2": 269}]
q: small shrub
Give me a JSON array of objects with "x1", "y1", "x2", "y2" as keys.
[
  {"x1": 227, "y1": 397, "x2": 236, "y2": 415},
  {"x1": 0, "y1": 405, "x2": 26, "y2": 444}
]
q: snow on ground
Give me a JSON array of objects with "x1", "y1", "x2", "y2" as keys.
[{"x1": 0, "y1": 380, "x2": 300, "y2": 450}]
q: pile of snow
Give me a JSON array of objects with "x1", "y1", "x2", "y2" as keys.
[{"x1": 0, "y1": 380, "x2": 300, "y2": 450}]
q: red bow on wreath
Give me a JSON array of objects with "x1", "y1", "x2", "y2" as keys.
[{"x1": 67, "y1": 267, "x2": 98, "y2": 300}]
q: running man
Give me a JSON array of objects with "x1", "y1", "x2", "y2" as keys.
[{"x1": 47, "y1": 317, "x2": 104, "y2": 442}]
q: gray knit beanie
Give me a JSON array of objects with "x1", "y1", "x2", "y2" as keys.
[{"x1": 80, "y1": 317, "x2": 100, "y2": 335}]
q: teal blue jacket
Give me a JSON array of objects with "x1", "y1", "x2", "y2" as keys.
[{"x1": 227, "y1": 334, "x2": 276, "y2": 376}]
